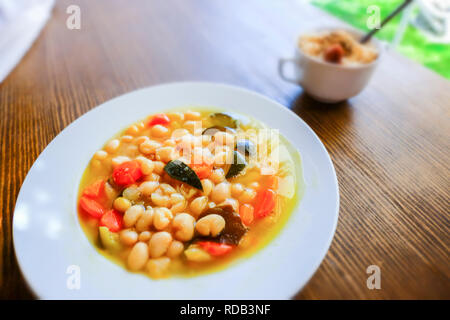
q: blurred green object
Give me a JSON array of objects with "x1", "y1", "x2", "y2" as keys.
[{"x1": 311, "y1": 0, "x2": 450, "y2": 79}]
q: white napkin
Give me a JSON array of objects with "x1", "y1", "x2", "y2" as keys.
[{"x1": 0, "y1": 0, "x2": 54, "y2": 83}]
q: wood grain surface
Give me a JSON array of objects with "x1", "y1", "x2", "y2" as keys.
[{"x1": 1, "y1": 0, "x2": 449, "y2": 299}]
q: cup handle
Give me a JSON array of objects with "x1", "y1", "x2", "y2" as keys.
[{"x1": 278, "y1": 58, "x2": 302, "y2": 84}]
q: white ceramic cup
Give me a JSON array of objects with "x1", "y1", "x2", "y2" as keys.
[{"x1": 278, "y1": 28, "x2": 382, "y2": 103}]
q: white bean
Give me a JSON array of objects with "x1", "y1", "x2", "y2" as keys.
[
  {"x1": 94, "y1": 150, "x2": 108, "y2": 160},
  {"x1": 136, "y1": 156, "x2": 154, "y2": 175},
  {"x1": 123, "y1": 205, "x2": 145, "y2": 228},
  {"x1": 151, "y1": 193, "x2": 170, "y2": 207},
  {"x1": 189, "y1": 196, "x2": 208, "y2": 216},
  {"x1": 120, "y1": 229, "x2": 138, "y2": 246},
  {"x1": 128, "y1": 242, "x2": 149, "y2": 271},
  {"x1": 201, "y1": 179, "x2": 214, "y2": 196},
  {"x1": 167, "y1": 241, "x2": 184, "y2": 258},
  {"x1": 135, "y1": 208, "x2": 154, "y2": 232},
  {"x1": 149, "y1": 231, "x2": 172, "y2": 258},
  {"x1": 211, "y1": 182, "x2": 231, "y2": 203},
  {"x1": 139, "y1": 140, "x2": 161, "y2": 154},
  {"x1": 138, "y1": 231, "x2": 152, "y2": 242},
  {"x1": 139, "y1": 181, "x2": 159, "y2": 196},
  {"x1": 153, "y1": 207, "x2": 173, "y2": 230},
  {"x1": 195, "y1": 214, "x2": 226, "y2": 237},
  {"x1": 105, "y1": 139, "x2": 120, "y2": 153},
  {"x1": 151, "y1": 124, "x2": 170, "y2": 138},
  {"x1": 172, "y1": 213, "x2": 195, "y2": 241}
]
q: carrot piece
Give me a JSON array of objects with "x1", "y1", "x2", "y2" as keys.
[
  {"x1": 190, "y1": 162, "x2": 213, "y2": 179},
  {"x1": 239, "y1": 204, "x2": 254, "y2": 226},
  {"x1": 82, "y1": 179, "x2": 105, "y2": 199},
  {"x1": 253, "y1": 189, "x2": 276, "y2": 219},
  {"x1": 264, "y1": 175, "x2": 278, "y2": 190},
  {"x1": 197, "y1": 241, "x2": 233, "y2": 256},
  {"x1": 100, "y1": 209, "x2": 123, "y2": 232},
  {"x1": 79, "y1": 196, "x2": 105, "y2": 218},
  {"x1": 148, "y1": 113, "x2": 170, "y2": 126},
  {"x1": 112, "y1": 160, "x2": 142, "y2": 186}
]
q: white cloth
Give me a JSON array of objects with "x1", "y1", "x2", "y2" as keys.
[{"x1": 0, "y1": 0, "x2": 54, "y2": 83}]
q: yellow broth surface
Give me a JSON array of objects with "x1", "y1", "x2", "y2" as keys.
[{"x1": 78, "y1": 109, "x2": 304, "y2": 278}]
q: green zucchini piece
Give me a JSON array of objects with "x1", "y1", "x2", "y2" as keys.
[
  {"x1": 202, "y1": 126, "x2": 236, "y2": 136},
  {"x1": 226, "y1": 151, "x2": 247, "y2": 179},
  {"x1": 236, "y1": 139, "x2": 256, "y2": 157},
  {"x1": 209, "y1": 112, "x2": 239, "y2": 128},
  {"x1": 164, "y1": 160, "x2": 203, "y2": 190},
  {"x1": 99, "y1": 226, "x2": 122, "y2": 252}
]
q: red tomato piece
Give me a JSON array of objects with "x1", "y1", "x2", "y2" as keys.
[
  {"x1": 112, "y1": 160, "x2": 143, "y2": 186},
  {"x1": 148, "y1": 113, "x2": 170, "y2": 126},
  {"x1": 198, "y1": 241, "x2": 233, "y2": 256},
  {"x1": 239, "y1": 204, "x2": 254, "y2": 226},
  {"x1": 100, "y1": 209, "x2": 123, "y2": 232},
  {"x1": 82, "y1": 179, "x2": 105, "y2": 199},
  {"x1": 79, "y1": 196, "x2": 105, "y2": 218},
  {"x1": 253, "y1": 189, "x2": 276, "y2": 219}
]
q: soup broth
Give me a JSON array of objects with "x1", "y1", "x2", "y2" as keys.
[{"x1": 78, "y1": 109, "x2": 303, "y2": 278}]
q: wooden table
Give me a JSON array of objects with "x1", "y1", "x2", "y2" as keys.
[{"x1": 1, "y1": 0, "x2": 449, "y2": 299}]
